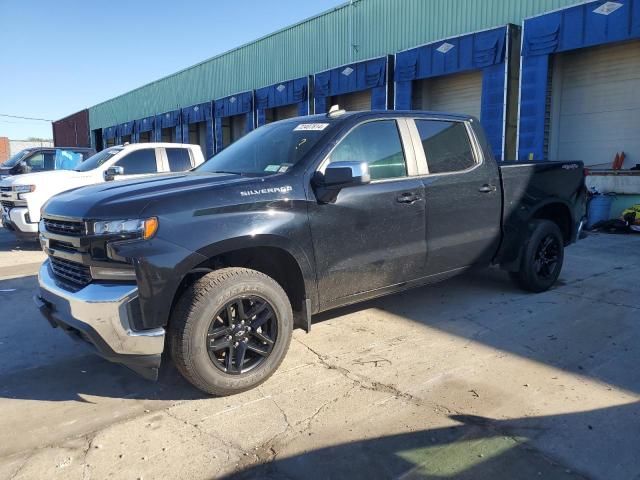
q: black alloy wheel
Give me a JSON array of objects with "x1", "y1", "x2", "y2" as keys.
[
  {"x1": 509, "y1": 219, "x2": 565, "y2": 293},
  {"x1": 206, "y1": 296, "x2": 278, "y2": 375},
  {"x1": 533, "y1": 234, "x2": 561, "y2": 280}
]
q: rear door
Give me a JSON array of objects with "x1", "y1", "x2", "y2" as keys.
[
  {"x1": 163, "y1": 147, "x2": 195, "y2": 172},
  {"x1": 411, "y1": 119, "x2": 502, "y2": 275},
  {"x1": 308, "y1": 118, "x2": 427, "y2": 308}
]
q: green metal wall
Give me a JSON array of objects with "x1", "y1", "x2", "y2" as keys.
[{"x1": 89, "y1": 0, "x2": 582, "y2": 130}]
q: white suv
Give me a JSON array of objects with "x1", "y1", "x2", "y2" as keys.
[{"x1": 0, "y1": 143, "x2": 205, "y2": 239}]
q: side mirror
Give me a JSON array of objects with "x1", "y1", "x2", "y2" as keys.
[
  {"x1": 104, "y1": 165, "x2": 124, "y2": 181},
  {"x1": 312, "y1": 161, "x2": 370, "y2": 203}
]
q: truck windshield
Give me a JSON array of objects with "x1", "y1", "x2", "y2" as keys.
[
  {"x1": 0, "y1": 149, "x2": 32, "y2": 168},
  {"x1": 75, "y1": 147, "x2": 123, "y2": 172},
  {"x1": 196, "y1": 121, "x2": 330, "y2": 176}
]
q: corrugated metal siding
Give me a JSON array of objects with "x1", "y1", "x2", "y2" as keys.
[{"x1": 89, "y1": 0, "x2": 582, "y2": 129}]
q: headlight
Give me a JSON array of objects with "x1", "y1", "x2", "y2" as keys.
[
  {"x1": 13, "y1": 184, "x2": 35, "y2": 193},
  {"x1": 93, "y1": 217, "x2": 158, "y2": 239}
]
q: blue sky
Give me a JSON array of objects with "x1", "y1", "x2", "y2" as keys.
[{"x1": 0, "y1": 0, "x2": 345, "y2": 140}]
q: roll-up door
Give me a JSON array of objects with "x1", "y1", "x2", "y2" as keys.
[
  {"x1": 412, "y1": 70, "x2": 483, "y2": 119},
  {"x1": 331, "y1": 90, "x2": 372, "y2": 111},
  {"x1": 549, "y1": 40, "x2": 640, "y2": 167},
  {"x1": 265, "y1": 103, "x2": 300, "y2": 123}
]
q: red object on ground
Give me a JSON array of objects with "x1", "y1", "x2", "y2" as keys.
[{"x1": 612, "y1": 152, "x2": 626, "y2": 170}]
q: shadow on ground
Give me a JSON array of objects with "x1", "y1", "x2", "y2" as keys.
[{"x1": 225, "y1": 402, "x2": 640, "y2": 480}]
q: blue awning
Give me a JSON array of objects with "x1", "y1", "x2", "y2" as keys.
[
  {"x1": 214, "y1": 92, "x2": 253, "y2": 118},
  {"x1": 117, "y1": 121, "x2": 134, "y2": 137},
  {"x1": 395, "y1": 26, "x2": 506, "y2": 82},
  {"x1": 103, "y1": 125, "x2": 117, "y2": 140},
  {"x1": 255, "y1": 77, "x2": 308, "y2": 110},
  {"x1": 518, "y1": 0, "x2": 640, "y2": 160},
  {"x1": 255, "y1": 77, "x2": 309, "y2": 126},
  {"x1": 134, "y1": 116, "x2": 155, "y2": 134},
  {"x1": 156, "y1": 109, "x2": 181, "y2": 129},
  {"x1": 181, "y1": 102, "x2": 213, "y2": 124},
  {"x1": 314, "y1": 56, "x2": 388, "y2": 113}
]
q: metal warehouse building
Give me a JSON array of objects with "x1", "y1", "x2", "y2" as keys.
[{"x1": 53, "y1": 0, "x2": 640, "y2": 167}]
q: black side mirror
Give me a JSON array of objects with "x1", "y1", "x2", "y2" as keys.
[
  {"x1": 312, "y1": 161, "x2": 370, "y2": 203},
  {"x1": 104, "y1": 165, "x2": 124, "y2": 181}
]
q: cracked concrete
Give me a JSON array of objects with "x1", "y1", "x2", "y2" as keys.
[{"x1": 0, "y1": 229, "x2": 639, "y2": 479}]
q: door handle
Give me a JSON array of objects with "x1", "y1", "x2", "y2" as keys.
[
  {"x1": 396, "y1": 192, "x2": 421, "y2": 204},
  {"x1": 478, "y1": 184, "x2": 497, "y2": 193}
]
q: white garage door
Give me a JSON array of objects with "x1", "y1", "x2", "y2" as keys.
[
  {"x1": 412, "y1": 70, "x2": 483, "y2": 119},
  {"x1": 549, "y1": 40, "x2": 640, "y2": 167},
  {"x1": 330, "y1": 89, "x2": 372, "y2": 111}
]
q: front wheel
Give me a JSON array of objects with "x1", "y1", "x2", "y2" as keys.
[
  {"x1": 510, "y1": 220, "x2": 564, "y2": 293},
  {"x1": 169, "y1": 268, "x2": 293, "y2": 396}
]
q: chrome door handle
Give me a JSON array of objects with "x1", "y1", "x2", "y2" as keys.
[{"x1": 478, "y1": 184, "x2": 497, "y2": 193}]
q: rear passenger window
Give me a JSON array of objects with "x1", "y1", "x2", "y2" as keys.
[
  {"x1": 415, "y1": 120, "x2": 476, "y2": 174},
  {"x1": 115, "y1": 149, "x2": 158, "y2": 174},
  {"x1": 166, "y1": 148, "x2": 193, "y2": 172},
  {"x1": 329, "y1": 120, "x2": 406, "y2": 180}
]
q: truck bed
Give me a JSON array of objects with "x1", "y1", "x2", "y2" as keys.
[{"x1": 495, "y1": 160, "x2": 586, "y2": 268}]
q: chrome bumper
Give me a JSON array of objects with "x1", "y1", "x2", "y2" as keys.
[{"x1": 35, "y1": 260, "x2": 165, "y2": 377}]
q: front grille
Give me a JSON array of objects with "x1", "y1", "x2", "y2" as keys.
[
  {"x1": 49, "y1": 238, "x2": 80, "y2": 254},
  {"x1": 0, "y1": 186, "x2": 11, "y2": 192},
  {"x1": 1, "y1": 200, "x2": 14, "y2": 209},
  {"x1": 44, "y1": 218, "x2": 86, "y2": 236},
  {"x1": 50, "y1": 257, "x2": 92, "y2": 288}
]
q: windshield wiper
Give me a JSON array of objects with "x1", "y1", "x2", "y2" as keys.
[{"x1": 210, "y1": 170, "x2": 244, "y2": 176}]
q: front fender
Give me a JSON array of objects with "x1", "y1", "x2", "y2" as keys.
[{"x1": 110, "y1": 237, "x2": 208, "y2": 330}]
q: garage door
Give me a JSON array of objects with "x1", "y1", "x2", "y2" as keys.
[
  {"x1": 412, "y1": 70, "x2": 483, "y2": 119},
  {"x1": 549, "y1": 40, "x2": 640, "y2": 167},
  {"x1": 265, "y1": 103, "x2": 300, "y2": 123},
  {"x1": 331, "y1": 90, "x2": 372, "y2": 111}
]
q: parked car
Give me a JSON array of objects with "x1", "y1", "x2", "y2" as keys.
[
  {"x1": 1, "y1": 143, "x2": 204, "y2": 239},
  {"x1": 35, "y1": 111, "x2": 587, "y2": 395},
  {"x1": 0, "y1": 147, "x2": 95, "y2": 179}
]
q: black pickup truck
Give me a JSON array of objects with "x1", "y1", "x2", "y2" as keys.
[{"x1": 35, "y1": 111, "x2": 586, "y2": 395}]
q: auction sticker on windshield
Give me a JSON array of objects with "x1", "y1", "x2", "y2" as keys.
[{"x1": 294, "y1": 123, "x2": 329, "y2": 131}]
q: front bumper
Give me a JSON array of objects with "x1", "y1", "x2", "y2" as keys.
[
  {"x1": 35, "y1": 260, "x2": 165, "y2": 380},
  {"x1": 2, "y1": 206, "x2": 38, "y2": 238}
]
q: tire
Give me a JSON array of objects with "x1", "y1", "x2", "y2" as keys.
[
  {"x1": 169, "y1": 267, "x2": 293, "y2": 396},
  {"x1": 510, "y1": 220, "x2": 564, "y2": 293}
]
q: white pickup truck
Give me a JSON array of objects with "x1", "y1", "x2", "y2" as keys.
[{"x1": 0, "y1": 143, "x2": 205, "y2": 239}]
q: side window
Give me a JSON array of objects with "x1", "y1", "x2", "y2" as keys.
[
  {"x1": 328, "y1": 120, "x2": 406, "y2": 181},
  {"x1": 25, "y1": 153, "x2": 45, "y2": 171},
  {"x1": 166, "y1": 148, "x2": 193, "y2": 172},
  {"x1": 115, "y1": 149, "x2": 158, "y2": 174},
  {"x1": 43, "y1": 151, "x2": 56, "y2": 170},
  {"x1": 415, "y1": 120, "x2": 476, "y2": 174}
]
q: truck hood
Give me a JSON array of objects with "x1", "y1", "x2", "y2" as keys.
[
  {"x1": 0, "y1": 169, "x2": 97, "y2": 187},
  {"x1": 42, "y1": 172, "x2": 257, "y2": 220}
]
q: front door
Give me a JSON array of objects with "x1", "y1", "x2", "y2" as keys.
[
  {"x1": 308, "y1": 119, "x2": 427, "y2": 309},
  {"x1": 113, "y1": 148, "x2": 162, "y2": 179},
  {"x1": 413, "y1": 119, "x2": 502, "y2": 275}
]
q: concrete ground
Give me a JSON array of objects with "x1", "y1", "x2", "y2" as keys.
[{"x1": 0, "y1": 226, "x2": 638, "y2": 480}]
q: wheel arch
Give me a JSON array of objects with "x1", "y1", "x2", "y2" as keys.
[
  {"x1": 169, "y1": 235, "x2": 317, "y2": 330},
  {"x1": 530, "y1": 200, "x2": 573, "y2": 244}
]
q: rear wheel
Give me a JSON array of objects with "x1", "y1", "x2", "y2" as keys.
[
  {"x1": 510, "y1": 220, "x2": 564, "y2": 293},
  {"x1": 169, "y1": 268, "x2": 293, "y2": 396}
]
